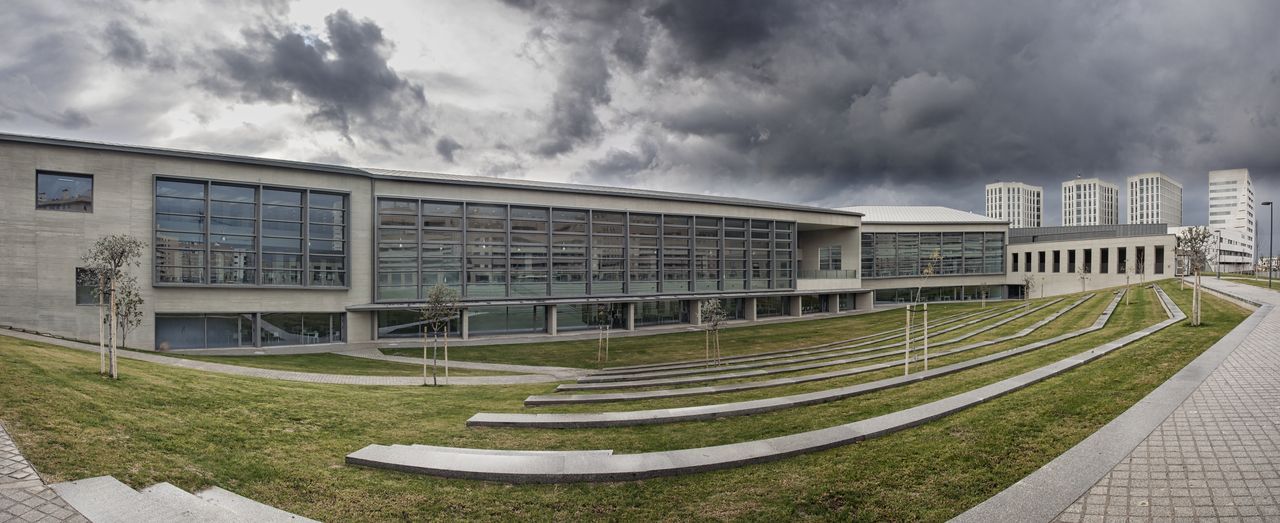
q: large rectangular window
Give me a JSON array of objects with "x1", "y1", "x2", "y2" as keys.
[
  {"x1": 36, "y1": 171, "x2": 93, "y2": 212},
  {"x1": 155, "y1": 312, "x2": 342, "y2": 349},
  {"x1": 75, "y1": 268, "x2": 96, "y2": 305},
  {"x1": 819, "y1": 245, "x2": 843, "y2": 271},
  {"x1": 860, "y1": 231, "x2": 1003, "y2": 279},
  {"x1": 155, "y1": 178, "x2": 347, "y2": 288},
  {"x1": 1154, "y1": 245, "x2": 1165, "y2": 274}
]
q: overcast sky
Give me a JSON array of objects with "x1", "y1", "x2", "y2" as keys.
[{"x1": 3, "y1": 0, "x2": 1279, "y2": 237}]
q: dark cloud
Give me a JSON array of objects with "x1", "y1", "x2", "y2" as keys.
[
  {"x1": 647, "y1": 0, "x2": 798, "y2": 64},
  {"x1": 104, "y1": 21, "x2": 148, "y2": 65},
  {"x1": 201, "y1": 9, "x2": 430, "y2": 147},
  {"x1": 436, "y1": 135, "x2": 463, "y2": 163}
]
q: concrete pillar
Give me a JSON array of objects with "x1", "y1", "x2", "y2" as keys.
[
  {"x1": 625, "y1": 302, "x2": 636, "y2": 331},
  {"x1": 789, "y1": 295, "x2": 803, "y2": 317},
  {"x1": 855, "y1": 291, "x2": 874, "y2": 311},
  {"x1": 745, "y1": 298, "x2": 758, "y2": 321},
  {"x1": 460, "y1": 308, "x2": 470, "y2": 340},
  {"x1": 827, "y1": 293, "x2": 840, "y2": 314},
  {"x1": 688, "y1": 299, "x2": 702, "y2": 325},
  {"x1": 545, "y1": 304, "x2": 558, "y2": 335}
]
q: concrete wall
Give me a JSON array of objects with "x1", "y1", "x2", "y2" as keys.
[{"x1": 1007, "y1": 235, "x2": 1176, "y2": 297}]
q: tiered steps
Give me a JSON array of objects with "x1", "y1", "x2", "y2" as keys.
[{"x1": 50, "y1": 475, "x2": 316, "y2": 522}]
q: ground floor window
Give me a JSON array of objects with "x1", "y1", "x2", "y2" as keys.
[
  {"x1": 839, "y1": 293, "x2": 856, "y2": 311},
  {"x1": 720, "y1": 298, "x2": 748, "y2": 320},
  {"x1": 636, "y1": 300, "x2": 686, "y2": 326},
  {"x1": 800, "y1": 295, "x2": 826, "y2": 314},
  {"x1": 875, "y1": 285, "x2": 1007, "y2": 304},
  {"x1": 156, "y1": 312, "x2": 343, "y2": 349},
  {"x1": 376, "y1": 310, "x2": 459, "y2": 338},
  {"x1": 468, "y1": 306, "x2": 545, "y2": 335},
  {"x1": 756, "y1": 296, "x2": 788, "y2": 317}
]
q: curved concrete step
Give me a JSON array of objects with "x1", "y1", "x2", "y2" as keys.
[
  {"x1": 528, "y1": 294, "x2": 1096, "y2": 406},
  {"x1": 578, "y1": 303, "x2": 1035, "y2": 383},
  {"x1": 194, "y1": 486, "x2": 319, "y2": 522},
  {"x1": 557, "y1": 300, "x2": 1062, "y2": 392},
  {"x1": 478, "y1": 294, "x2": 1115, "y2": 427},
  {"x1": 594, "y1": 307, "x2": 999, "y2": 374},
  {"x1": 348, "y1": 288, "x2": 1181, "y2": 483}
]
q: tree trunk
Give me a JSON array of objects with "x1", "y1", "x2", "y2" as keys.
[
  {"x1": 97, "y1": 274, "x2": 105, "y2": 375},
  {"x1": 604, "y1": 325, "x2": 609, "y2": 363},
  {"x1": 432, "y1": 334, "x2": 438, "y2": 387},
  {"x1": 109, "y1": 276, "x2": 118, "y2": 379},
  {"x1": 903, "y1": 306, "x2": 911, "y2": 376},
  {"x1": 922, "y1": 304, "x2": 929, "y2": 371},
  {"x1": 705, "y1": 329, "x2": 710, "y2": 367},
  {"x1": 444, "y1": 331, "x2": 450, "y2": 386},
  {"x1": 423, "y1": 327, "x2": 429, "y2": 386}
]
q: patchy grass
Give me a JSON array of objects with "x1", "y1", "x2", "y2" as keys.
[
  {"x1": 163, "y1": 352, "x2": 518, "y2": 377},
  {"x1": 382, "y1": 301, "x2": 1017, "y2": 368},
  {"x1": 0, "y1": 280, "x2": 1248, "y2": 521}
]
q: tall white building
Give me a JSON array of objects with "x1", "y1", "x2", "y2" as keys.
[
  {"x1": 1207, "y1": 168, "x2": 1255, "y2": 264},
  {"x1": 985, "y1": 182, "x2": 1043, "y2": 228},
  {"x1": 1061, "y1": 177, "x2": 1119, "y2": 226},
  {"x1": 1126, "y1": 172, "x2": 1183, "y2": 226}
]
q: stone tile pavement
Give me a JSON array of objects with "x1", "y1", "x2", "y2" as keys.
[
  {"x1": 0, "y1": 423, "x2": 87, "y2": 522},
  {"x1": 1055, "y1": 280, "x2": 1280, "y2": 522}
]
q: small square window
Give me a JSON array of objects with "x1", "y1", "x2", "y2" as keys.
[
  {"x1": 37, "y1": 171, "x2": 93, "y2": 212},
  {"x1": 75, "y1": 268, "x2": 97, "y2": 305}
]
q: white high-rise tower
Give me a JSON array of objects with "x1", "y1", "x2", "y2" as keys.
[
  {"x1": 1207, "y1": 168, "x2": 1255, "y2": 264},
  {"x1": 985, "y1": 182, "x2": 1043, "y2": 228},
  {"x1": 1061, "y1": 176, "x2": 1119, "y2": 226},
  {"x1": 1126, "y1": 172, "x2": 1183, "y2": 226}
]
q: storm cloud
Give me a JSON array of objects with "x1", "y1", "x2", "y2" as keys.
[{"x1": 1, "y1": 0, "x2": 1279, "y2": 235}]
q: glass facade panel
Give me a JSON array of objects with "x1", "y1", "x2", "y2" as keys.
[
  {"x1": 635, "y1": 300, "x2": 686, "y2": 326},
  {"x1": 154, "y1": 178, "x2": 346, "y2": 288},
  {"x1": 468, "y1": 306, "x2": 545, "y2": 335},
  {"x1": 156, "y1": 312, "x2": 339, "y2": 349},
  {"x1": 860, "y1": 232, "x2": 1004, "y2": 279}
]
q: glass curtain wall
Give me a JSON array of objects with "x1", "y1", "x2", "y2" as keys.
[
  {"x1": 156, "y1": 312, "x2": 342, "y2": 349},
  {"x1": 860, "y1": 232, "x2": 1005, "y2": 279},
  {"x1": 373, "y1": 197, "x2": 797, "y2": 301},
  {"x1": 155, "y1": 178, "x2": 346, "y2": 287}
]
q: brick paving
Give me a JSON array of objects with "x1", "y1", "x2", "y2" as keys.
[
  {"x1": 0, "y1": 423, "x2": 87, "y2": 522},
  {"x1": 0, "y1": 328, "x2": 575, "y2": 386},
  {"x1": 1055, "y1": 279, "x2": 1280, "y2": 522}
]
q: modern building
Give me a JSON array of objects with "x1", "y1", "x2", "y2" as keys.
[
  {"x1": 1006, "y1": 225, "x2": 1176, "y2": 297},
  {"x1": 841, "y1": 206, "x2": 1011, "y2": 303},
  {"x1": 1207, "y1": 168, "x2": 1255, "y2": 263},
  {"x1": 1169, "y1": 226, "x2": 1253, "y2": 274},
  {"x1": 0, "y1": 133, "x2": 874, "y2": 351},
  {"x1": 1126, "y1": 172, "x2": 1182, "y2": 226},
  {"x1": 1062, "y1": 177, "x2": 1119, "y2": 227},
  {"x1": 985, "y1": 182, "x2": 1043, "y2": 228}
]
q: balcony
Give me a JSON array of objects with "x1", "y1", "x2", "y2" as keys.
[{"x1": 796, "y1": 269, "x2": 859, "y2": 291}]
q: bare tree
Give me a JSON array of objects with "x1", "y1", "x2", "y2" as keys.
[
  {"x1": 1077, "y1": 262, "x2": 1091, "y2": 293},
  {"x1": 594, "y1": 303, "x2": 615, "y2": 366},
  {"x1": 418, "y1": 283, "x2": 461, "y2": 386},
  {"x1": 700, "y1": 299, "x2": 728, "y2": 366},
  {"x1": 1021, "y1": 273, "x2": 1036, "y2": 301},
  {"x1": 915, "y1": 249, "x2": 943, "y2": 303},
  {"x1": 111, "y1": 275, "x2": 143, "y2": 349},
  {"x1": 1177, "y1": 227, "x2": 1216, "y2": 326},
  {"x1": 82, "y1": 235, "x2": 146, "y2": 379}
]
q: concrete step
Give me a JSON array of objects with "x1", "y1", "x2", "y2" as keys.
[
  {"x1": 50, "y1": 476, "x2": 211, "y2": 523},
  {"x1": 195, "y1": 486, "x2": 319, "y2": 522},
  {"x1": 138, "y1": 482, "x2": 242, "y2": 523}
]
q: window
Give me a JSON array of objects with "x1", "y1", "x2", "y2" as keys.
[
  {"x1": 819, "y1": 245, "x2": 842, "y2": 271},
  {"x1": 75, "y1": 268, "x2": 96, "y2": 305},
  {"x1": 1052, "y1": 250, "x2": 1061, "y2": 273},
  {"x1": 155, "y1": 178, "x2": 347, "y2": 287},
  {"x1": 1154, "y1": 246, "x2": 1165, "y2": 274},
  {"x1": 36, "y1": 171, "x2": 93, "y2": 212}
]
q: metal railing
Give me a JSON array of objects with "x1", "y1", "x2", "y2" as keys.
[{"x1": 798, "y1": 269, "x2": 858, "y2": 279}]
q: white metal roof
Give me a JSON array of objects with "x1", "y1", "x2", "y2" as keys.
[{"x1": 838, "y1": 205, "x2": 1006, "y2": 225}]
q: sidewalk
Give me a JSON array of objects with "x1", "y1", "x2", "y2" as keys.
[{"x1": 0, "y1": 422, "x2": 87, "y2": 522}]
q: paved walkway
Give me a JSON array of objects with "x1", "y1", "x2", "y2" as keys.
[
  {"x1": 0, "y1": 328, "x2": 576, "y2": 386},
  {"x1": 956, "y1": 279, "x2": 1280, "y2": 522},
  {"x1": 0, "y1": 422, "x2": 87, "y2": 522}
]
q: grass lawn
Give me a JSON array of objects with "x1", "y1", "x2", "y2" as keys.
[
  {"x1": 0, "y1": 280, "x2": 1249, "y2": 521},
  {"x1": 381, "y1": 300, "x2": 1014, "y2": 368},
  {"x1": 164, "y1": 352, "x2": 519, "y2": 377}
]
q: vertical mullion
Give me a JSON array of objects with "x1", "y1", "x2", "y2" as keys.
[
  {"x1": 302, "y1": 190, "x2": 310, "y2": 287},
  {"x1": 546, "y1": 206, "x2": 553, "y2": 297},
  {"x1": 623, "y1": 212, "x2": 631, "y2": 295},
  {"x1": 256, "y1": 184, "x2": 263, "y2": 285},
  {"x1": 461, "y1": 202, "x2": 468, "y2": 299},
  {"x1": 416, "y1": 198, "x2": 423, "y2": 300},
  {"x1": 204, "y1": 181, "x2": 211, "y2": 285},
  {"x1": 505, "y1": 204, "x2": 512, "y2": 298},
  {"x1": 720, "y1": 218, "x2": 726, "y2": 291},
  {"x1": 586, "y1": 211, "x2": 593, "y2": 295}
]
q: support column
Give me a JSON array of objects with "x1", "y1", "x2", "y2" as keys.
[
  {"x1": 625, "y1": 302, "x2": 636, "y2": 331},
  {"x1": 688, "y1": 299, "x2": 703, "y2": 325},
  {"x1": 545, "y1": 304, "x2": 558, "y2": 336},
  {"x1": 827, "y1": 293, "x2": 841, "y2": 314},
  {"x1": 745, "y1": 297, "x2": 758, "y2": 321},
  {"x1": 789, "y1": 295, "x2": 803, "y2": 317},
  {"x1": 460, "y1": 308, "x2": 470, "y2": 340},
  {"x1": 855, "y1": 291, "x2": 874, "y2": 311}
]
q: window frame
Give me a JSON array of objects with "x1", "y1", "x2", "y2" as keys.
[{"x1": 36, "y1": 170, "x2": 94, "y2": 213}]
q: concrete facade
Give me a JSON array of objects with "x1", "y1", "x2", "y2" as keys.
[
  {"x1": 985, "y1": 181, "x2": 1043, "y2": 228},
  {"x1": 0, "y1": 134, "x2": 870, "y2": 350},
  {"x1": 1062, "y1": 177, "x2": 1120, "y2": 227},
  {"x1": 1207, "y1": 168, "x2": 1255, "y2": 263},
  {"x1": 1126, "y1": 171, "x2": 1182, "y2": 227},
  {"x1": 1006, "y1": 225, "x2": 1176, "y2": 297}
]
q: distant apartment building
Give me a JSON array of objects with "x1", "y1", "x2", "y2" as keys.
[
  {"x1": 984, "y1": 182, "x2": 1043, "y2": 228},
  {"x1": 1170, "y1": 226, "x2": 1252, "y2": 274},
  {"x1": 1126, "y1": 172, "x2": 1182, "y2": 226},
  {"x1": 1207, "y1": 168, "x2": 1255, "y2": 263},
  {"x1": 1061, "y1": 177, "x2": 1119, "y2": 226}
]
